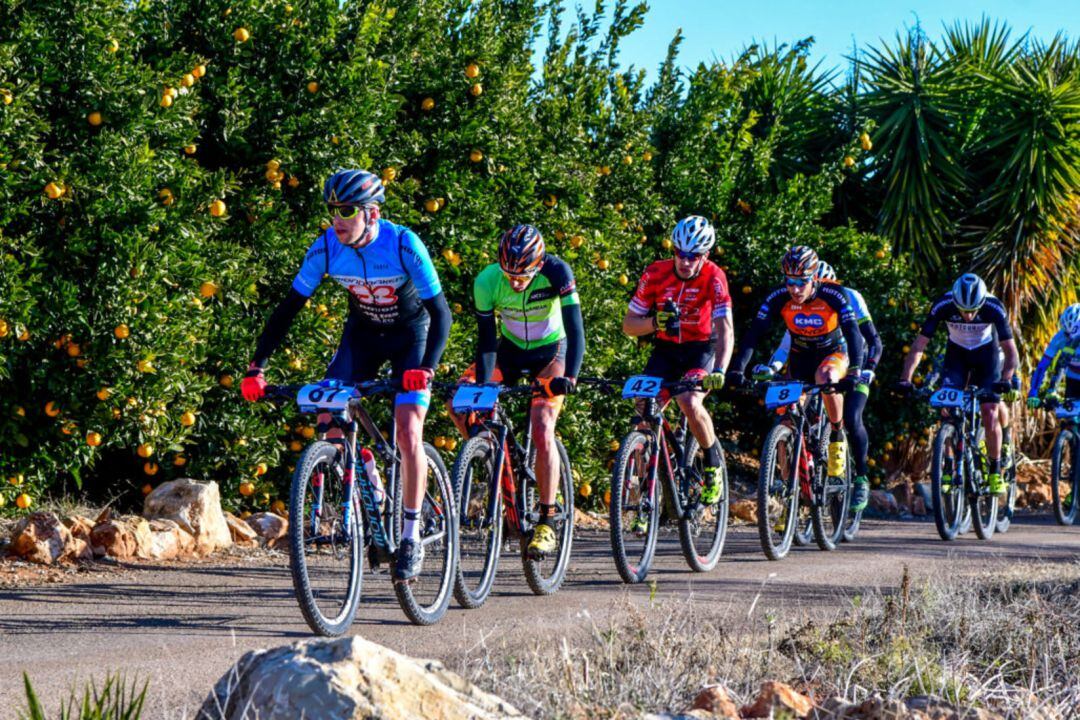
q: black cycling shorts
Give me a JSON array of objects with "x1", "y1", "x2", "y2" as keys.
[
  {"x1": 325, "y1": 313, "x2": 428, "y2": 389},
  {"x1": 941, "y1": 341, "x2": 1002, "y2": 403},
  {"x1": 643, "y1": 339, "x2": 714, "y2": 383}
]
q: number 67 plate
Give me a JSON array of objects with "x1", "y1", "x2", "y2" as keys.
[{"x1": 452, "y1": 385, "x2": 501, "y2": 413}]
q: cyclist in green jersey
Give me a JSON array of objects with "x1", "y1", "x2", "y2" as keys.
[{"x1": 448, "y1": 225, "x2": 585, "y2": 556}]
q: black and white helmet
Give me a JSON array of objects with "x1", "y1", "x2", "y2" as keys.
[
  {"x1": 951, "y1": 273, "x2": 988, "y2": 312},
  {"x1": 671, "y1": 215, "x2": 715, "y2": 255}
]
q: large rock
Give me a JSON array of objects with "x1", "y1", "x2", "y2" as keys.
[
  {"x1": 1025, "y1": 481, "x2": 1053, "y2": 508},
  {"x1": 197, "y1": 636, "x2": 523, "y2": 720},
  {"x1": 869, "y1": 490, "x2": 899, "y2": 516},
  {"x1": 224, "y1": 511, "x2": 258, "y2": 546},
  {"x1": 688, "y1": 685, "x2": 739, "y2": 718},
  {"x1": 740, "y1": 681, "x2": 814, "y2": 718},
  {"x1": 144, "y1": 479, "x2": 232, "y2": 555},
  {"x1": 10, "y1": 512, "x2": 91, "y2": 564},
  {"x1": 246, "y1": 512, "x2": 288, "y2": 549}
]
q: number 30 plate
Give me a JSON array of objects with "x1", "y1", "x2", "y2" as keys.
[
  {"x1": 764, "y1": 382, "x2": 803, "y2": 409},
  {"x1": 622, "y1": 375, "x2": 663, "y2": 398},
  {"x1": 929, "y1": 388, "x2": 965, "y2": 408},
  {"x1": 452, "y1": 385, "x2": 501, "y2": 413}
]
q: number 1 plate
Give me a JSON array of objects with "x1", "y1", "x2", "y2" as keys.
[
  {"x1": 296, "y1": 383, "x2": 356, "y2": 414},
  {"x1": 622, "y1": 375, "x2": 663, "y2": 398},
  {"x1": 1056, "y1": 402, "x2": 1080, "y2": 419},
  {"x1": 929, "y1": 388, "x2": 965, "y2": 408},
  {"x1": 452, "y1": 385, "x2": 501, "y2": 412},
  {"x1": 764, "y1": 382, "x2": 803, "y2": 409}
]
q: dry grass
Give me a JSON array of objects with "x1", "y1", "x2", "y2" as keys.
[{"x1": 462, "y1": 563, "x2": 1080, "y2": 719}]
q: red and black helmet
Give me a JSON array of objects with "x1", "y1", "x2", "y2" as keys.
[
  {"x1": 780, "y1": 245, "x2": 819, "y2": 278},
  {"x1": 498, "y1": 224, "x2": 545, "y2": 276}
]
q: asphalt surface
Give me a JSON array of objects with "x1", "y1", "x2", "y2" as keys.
[{"x1": 2, "y1": 515, "x2": 1079, "y2": 719}]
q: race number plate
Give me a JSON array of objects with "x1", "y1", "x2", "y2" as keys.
[
  {"x1": 929, "y1": 388, "x2": 965, "y2": 408},
  {"x1": 764, "y1": 382, "x2": 803, "y2": 409},
  {"x1": 452, "y1": 385, "x2": 501, "y2": 413},
  {"x1": 296, "y1": 383, "x2": 356, "y2": 414},
  {"x1": 1055, "y1": 402, "x2": 1080, "y2": 419},
  {"x1": 622, "y1": 375, "x2": 663, "y2": 399}
]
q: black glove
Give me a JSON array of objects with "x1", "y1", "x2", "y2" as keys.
[
  {"x1": 726, "y1": 369, "x2": 746, "y2": 389},
  {"x1": 892, "y1": 380, "x2": 914, "y2": 397},
  {"x1": 536, "y1": 376, "x2": 576, "y2": 397},
  {"x1": 835, "y1": 375, "x2": 858, "y2": 393}
]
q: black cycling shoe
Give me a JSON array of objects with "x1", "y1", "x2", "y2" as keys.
[{"x1": 393, "y1": 538, "x2": 424, "y2": 583}]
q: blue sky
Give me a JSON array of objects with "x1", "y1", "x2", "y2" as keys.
[{"x1": 544, "y1": 0, "x2": 1079, "y2": 82}]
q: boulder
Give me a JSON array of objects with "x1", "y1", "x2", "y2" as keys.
[
  {"x1": 63, "y1": 515, "x2": 95, "y2": 543},
  {"x1": 688, "y1": 685, "x2": 739, "y2": 718},
  {"x1": 145, "y1": 519, "x2": 197, "y2": 560},
  {"x1": 246, "y1": 512, "x2": 288, "y2": 548},
  {"x1": 1025, "y1": 481, "x2": 1053, "y2": 508},
  {"x1": 740, "y1": 681, "x2": 814, "y2": 719},
  {"x1": 911, "y1": 496, "x2": 928, "y2": 517},
  {"x1": 869, "y1": 490, "x2": 899, "y2": 516},
  {"x1": 143, "y1": 479, "x2": 232, "y2": 555},
  {"x1": 90, "y1": 516, "x2": 153, "y2": 560},
  {"x1": 730, "y1": 499, "x2": 757, "y2": 524},
  {"x1": 197, "y1": 635, "x2": 523, "y2": 720},
  {"x1": 10, "y1": 512, "x2": 92, "y2": 564},
  {"x1": 224, "y1": 511, "x2": 258, "y2": 546}
]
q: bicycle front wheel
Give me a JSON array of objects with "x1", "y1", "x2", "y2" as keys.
[
  {"x1": 1052, "y1": 428, "x2": 1079, "y2": 525},
  {"x1": 451, "y1": 433, "x2": 504, "y2": 608},
  {"x1": 610, "y1": 430, "x2": 661, "y2": 584},
  {"x1": 995, "y1": 447, "x2": 1017, "y2": 534},
  {"x1": 522, "y1": 439, "x2": 574, "y2": 596},
  {"x1": 757, "y1": 423, "x2": 799, "y2": 561},
  {"x1": 677, "y1": 435, "x2": 728, "y2": 572},
  {"x1": 811, "y1": 428, "x2": 849, "y2": 552},
  {"x1": 931, "y1": 423, "x2": 966, "y2": 541},
  {"x1": 970, "y1": 427, "x2": 997, "y2": 541},
  {"x1": 288, "y1": 441, "x2": 363, "y2": 637},
  {"x1": 393, "y1": 443, "x2": 457, "y2": 625}
]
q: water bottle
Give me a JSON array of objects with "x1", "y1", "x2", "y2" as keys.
[{"x1": 360, "y1": 447, "x2": 386, "y2": 506}]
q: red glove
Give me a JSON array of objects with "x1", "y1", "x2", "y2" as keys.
[
  {"x1": 402, "y1": 367, "x2": 434, "y2": 392},
  {"x1": 241, "y1": 365, "x2": 267, "y2": 402}
]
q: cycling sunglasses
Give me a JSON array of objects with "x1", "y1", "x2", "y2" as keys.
[
  {"x1": 502, "y1": 269, "x2": 538, "y2": 284},
  {"x1": 674, "y1": 249, "x2": 706, "y2": 261},
  {"x1": 328, "y1": 204, "x2": 364, "y2": 220},
  {"x1": 785, "y1": 276, "x2": 813, "y2": 287}
]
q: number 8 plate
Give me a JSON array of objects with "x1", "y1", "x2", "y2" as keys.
[{"x1": 764, "y1": 382, "x2": 803, "y2": 409}]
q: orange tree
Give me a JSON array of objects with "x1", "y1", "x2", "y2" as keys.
[{"x1": 0, "y1": 0, "x2": 923, "y2": 513}]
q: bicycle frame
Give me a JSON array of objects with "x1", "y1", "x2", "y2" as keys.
[
  {"x1": 769, "y1": 384, "x2": 831, "y2": 505},
  {"x1": 633, "y1": 396, "x2": 698, "y2": 521},
  {"x1": 931, "y1": 385, "x2": 988, "y2": 494}
]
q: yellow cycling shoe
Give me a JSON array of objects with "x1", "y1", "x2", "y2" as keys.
[
  {"x1": 528, "y1": 523, "x2": 558, "y2": 556},
  {"x1": 827, "y1": 440, "x2": 847, "y2": 478}
]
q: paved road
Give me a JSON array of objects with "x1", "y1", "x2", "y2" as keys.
[{"x1": 2, "y1": 515, "x2": 1079, "y2": 718}]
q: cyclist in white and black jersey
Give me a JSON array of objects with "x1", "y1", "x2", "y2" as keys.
[{"x1": 896, "y1": 274, "x2": 1020, "y2": 496}]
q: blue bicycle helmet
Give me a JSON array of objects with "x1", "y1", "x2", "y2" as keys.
[
  {"x1": 952, "y1": 273, "x2": 988, "y2": 312},
  {"x1": 323, "y1": 169, "x2": 385, "y2": 206}
]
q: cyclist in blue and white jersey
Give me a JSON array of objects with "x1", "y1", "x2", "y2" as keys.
[
  {"x1": 240, "y1": 169, "x2": 452, "y2": 582},
  {"x1": 1028, "y1": 304, "x2": 1080, "y2": 409},
  {"x1": 897, "y1": 273, "x2": 1020, "y2": 496},
  {"x1": 757, "y1": 261, "x2": 883, "y2": 512}
]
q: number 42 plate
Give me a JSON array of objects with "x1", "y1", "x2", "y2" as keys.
[{"x1": 622, "y1": 375, "x2": 663, "y2": 398}]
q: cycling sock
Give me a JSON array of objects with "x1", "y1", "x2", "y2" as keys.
[
  {"x1": 402, "y1": 507, "x2": 422, "y2": 541},
  {"x1": 830, "y1": 421, "x2": 843, "y2": 434},
  {"x1": 1002, "y1": 426, "x2": 1012, "y2": 446},
  {"x1": 989, "y1": 458, "x2": 1002, "y2": 475},
  {"x1": 845, "y1": 389, "x2": 870, "y2": 475},
  {"x1": 539, "y1": 503, "x2": 556, "y2": 528},
  {"x1": 704, "y1": 441, "x2": 721, "y2": 470}
]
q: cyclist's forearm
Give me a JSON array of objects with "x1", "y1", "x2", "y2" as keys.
[
  {"x1": 252, "y1": 289, "x2": 308, "y2": 368},
  {"x1": 841, "y1": 317, "x2": 864, "y2": 371},
  {"x1": 713, "y1": 315, "x2": 734, "y2": 373},
  {"x1": 475, "y1": 311, "x2": 498, "y2": 383},
  {"x1": 1029, "y1": 354, "x2": 1053, "y2": 396},
  {"x1": 420, "y1": 292, "x2": 451, "y2": 368},
  {"x1": 899, "y1": 334, "x2": 931, "y2": 380},
  {"x1": 1000, "y1": 339, "x2": 1019, "y2": 381},
  {"x1": 861, "y1": 320, "x2": 883, "y2": 371},
  {"x1": 622, "y1": 312, "x2": 655, "y2": 337},
  {"x1": 562, "y1": 303, "x2": 585, "y2": 378}
]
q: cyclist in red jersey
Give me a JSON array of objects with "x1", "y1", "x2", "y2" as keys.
[{"x1": 622, "y1": 216, "x2": 734, "y2": 504}]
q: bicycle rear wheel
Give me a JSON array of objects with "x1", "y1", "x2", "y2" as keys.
[
  {"x1": 841, "y1": 450, "x2": 862, "y2": 542},
  {"x1": 609, "y1": 430, "x2": 661, "y2": 584},
  {"x1": 931, "y1": 423, "x2": 966, "y2": 541},
  {"x1": 678, "y1": 435, "x2": 728, "y2": 572},
  {"x1": 970, "y1": 427, "x2": 997, "y2": 541},
  {"x1": 522, "y1": 439, "x2": 574, "y2": 595},
  {"x1": 451, "y1": 433, "x2": 504, "y2": 608},
  {"x1": 393, "y1": 443, "x2": 457, "y2": 625},
  {"x1": 811, "y1": 428, "x2": 849, "y2": 551},
  {"x1": 995, "y1": 446, "x2": 1017, "y2": 534},
  {"x1": 757, "y1": 423, "x2": 799, "y2": 561},
  {"x1": 288, "y1": 441, "x2": 363, "y2": 637},
  {"x1": 1052, "y1": 428, "x2": 1079, "y2": 525},
  {"x1": 793, "y1": 508, "x2": 813, "y2": 546}
]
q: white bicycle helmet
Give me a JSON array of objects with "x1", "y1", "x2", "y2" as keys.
[
  {"x1": 814, "y1": 260, "x2": 837, "y2": 282},
  {"x1": 1060, "y1": 303, "x2": 1080, "y2": 340},
  {"x1": 671, "y1": 215, "x2": 715, "y2": 255}
]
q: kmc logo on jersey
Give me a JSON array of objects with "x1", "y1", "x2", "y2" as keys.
[{"x1": 793, "y1": 313, "x2": 824, "y2": 329}]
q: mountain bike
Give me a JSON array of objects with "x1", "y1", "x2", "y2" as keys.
[
  {"x1": 447, "y1": 380, "x2": 574, "y2": 608},
  {"x1": 265, "y1": 380, "x2": 457, "y2": 634},
  {"x1": 754, "y1": 380, "x2": 852, "y2": 560},
  {"x1": 603, "y1": 375, "x2": 728, "y2": 584},
  {"x1": 1045, "y1": 397, "x2": 1080, "y2": 525},
  {"x1": 922, "y1": 383, "x2": 1014, "y2": 541}
]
